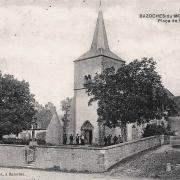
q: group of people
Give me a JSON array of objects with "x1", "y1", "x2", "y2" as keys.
[
  {"x1": 63, "y1": 133, "x2": 123, "y2": 146},
  {"x1": 63, "y1": 133, "x2": 86, "y2": 145},
  {"x1": 104, "y1": 134, "x2": 123, "y2": 146}
]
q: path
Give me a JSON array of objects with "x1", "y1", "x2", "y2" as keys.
[{"x1": 0, "y1": 167, "x2": 154, "y2": 180}]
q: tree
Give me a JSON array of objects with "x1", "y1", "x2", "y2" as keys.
[
  {"x1": 0, "y1": 71, "x2": 36, "y2": 138},
  {"x1": 84, "y1": 58, "x2": 177, "y2": 141},
  {"x1": 60, "y1": 97, "x2": 72, "y2": 135},
  {"x1": 34, "y1": 102, "x2": 53, "y2": 129}
]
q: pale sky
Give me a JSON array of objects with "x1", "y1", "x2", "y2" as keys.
[{"x1": 0, "y1": 0, "x2": 180, "y2": 108}]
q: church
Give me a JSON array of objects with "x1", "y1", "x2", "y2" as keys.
[
  {"x1": 71, "y1": 9, "x2": 139, "y2": 145},
  {"x1": 31, "y1": 7, "x2": 145, "y2": 146}
]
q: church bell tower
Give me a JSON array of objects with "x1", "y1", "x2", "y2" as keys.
[{"x1": 74, "y1": 8, "x2": 125, "y2": 144}]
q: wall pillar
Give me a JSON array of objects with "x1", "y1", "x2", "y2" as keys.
[{"x1": 98, "y1": 121, "x2": 105, "y2": 145}]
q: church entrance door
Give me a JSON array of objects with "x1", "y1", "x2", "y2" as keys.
[
  {"x1": 84, "y1": 130, "x2": 92, "y2": 144},
  {"x1": 81, "y1": 121, "x2": 93, "y2": 145}
]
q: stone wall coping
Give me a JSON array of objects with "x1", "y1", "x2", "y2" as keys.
[
  {"x1": 0, "y1": 144, "x2": 26, "y2": 148},
  {"x1": 36, "y1": 135, "x2": 161, "y2": 151},
  {"x1": 101, "y1": 135, "x2": 160, "y2": 150},
  {"x1": 168, "y1": 116, "x2": 180, "y2": 121},
  {"x1": 36, "y1": 144, "x2": 101, "y2": 150},
  {"x1": 0, "y1": 136, "x2": 161, "y2": 150}
]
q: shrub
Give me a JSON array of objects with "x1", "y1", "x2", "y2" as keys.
[
  {"x1": 36, "y1": 132, "x2": 46, "y2": 141},
  {"x1": 142, "y1": 124, "x2": 174, "y2": 138},
  {"x1": 1, "y1": 138, "x2": 30, "y2": 145},
  {"x1": 37, "y1": 139, "x2": 46, "y2": 145},
  {"x1": 0, "y1": 138, "x2": 46, "y2": 145}
]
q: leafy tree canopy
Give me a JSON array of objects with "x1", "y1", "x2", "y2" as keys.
[
  {"x1": 0, "y1": 71, "x2": 36, "y2": 137},
  {"x1": 60, "y1": 97, "x2": 72, "y2": 134},
  {"x1": 84, "y1": 58, "x2": 177, "y2": 129},
  {"x1": 61, "y1": 98, "x2": 72, "y2": 113},
  {"x1": 34, "y1": 101, "x2": 53, "y2": 129}
]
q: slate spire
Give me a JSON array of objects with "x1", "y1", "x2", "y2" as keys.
[
  {"x1": 90, "y1": 10, "x2": 110, "y2": 50},
  {"x1": 75, "y1": 3, "x2": 124, "y2": 62}
]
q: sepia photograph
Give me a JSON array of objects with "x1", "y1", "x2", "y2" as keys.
[{"x1": 0, "y1": 0, "x2": 180, "y2": 179}]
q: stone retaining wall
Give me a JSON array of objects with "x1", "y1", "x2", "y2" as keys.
[
  {"x1": 103, "y1": 136, "x2": 161, "y2": 170},
  {"x1": 35, "y1": 135, "x2": 162, "y2": 172},
  {"x1": 0, "y1": 144, "x2": 26, "y2": 167},
  {"x1": 170, "y1": 136, "x2": 180, "y2": 146},
  {"x1": 35, "y1": 146, "x2": 103, "y2": 172},
  {"x1": 0, "y1": 136, "x2": 163, "y2": 172}
]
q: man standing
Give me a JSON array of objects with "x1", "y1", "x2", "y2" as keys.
[
  {"x1": 63, "y1": 134, "x2": 67, "y2": 145},
  {"x1": 76, "y1": 134, "x2": 80, "y2": 145},
  {"x1": 107, "y1": 134, "x2": 112, "y2": 146},
  {"x1": 69, "y1": 134, "x2": 74, "y2": 145},
  {"x1": 113, "y1": 135, "x2": 118, "y2": 144},
  {"x1": 80, "y1": 134, "x2": 85, "y2": 145},
  {"x1": 104, "y1": 136, "x2": 107, "y2": 146},
  {"x1": 118, "y1": 135, "x2": 123, "y2": 143}
]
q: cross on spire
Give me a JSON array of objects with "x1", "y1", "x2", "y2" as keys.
[{"x1": 99, "y1": 0, "x2": 102, "y2": 11}]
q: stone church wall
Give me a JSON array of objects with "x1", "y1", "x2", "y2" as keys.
[
  {"x1": 104, "y1": 126, "x2": 121, "y2": 137},
  {"x1": 102, "y1": 56, "x2": 124, "y2": 71},
  {"x1": 74, "y1": 56, "x2": 125, "y2": 144},
  {"x1": 75, "y1": 89, "x2": 99, "y2": 143},
  {"x1": 74, "y1": 57, "x2": 102, "y2": 90},
  {"x1": 74, "y1": 56, "x2": 103, "y2": 144}
]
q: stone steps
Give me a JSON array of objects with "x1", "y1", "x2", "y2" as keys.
[{"x1": 26, "y1": 161, "x2": 36, "y2": 168}]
